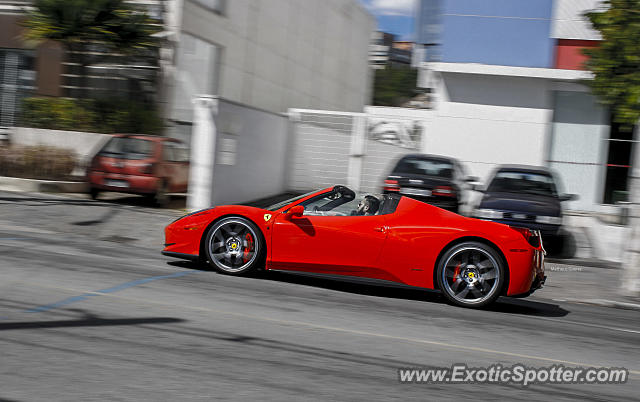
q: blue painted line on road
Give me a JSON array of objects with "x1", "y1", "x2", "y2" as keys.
[
  {"x1": 0, "y1": 238, "x2": 27, "y2": 241},
  {"x1": 24, "y1": 270, "x2": 199, "y2": 314},
  {"x1": 25, "y1": 294, "x2": 95, "y2": 313}
]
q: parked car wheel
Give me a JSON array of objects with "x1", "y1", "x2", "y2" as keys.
[
  {"x1": 89, "y1": 187, "x2": 100, "y2": 200},
  {"x1": 437, "y1": 241, "x2": 505, "y2": 307},
  {"x1": 151, "y1": 180, "x2": 169, "y2": 207},
  {"x1": 204, "y1": 217, "x2": 264, "y2": 275}
]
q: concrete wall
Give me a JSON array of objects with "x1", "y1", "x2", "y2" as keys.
[
  {"x1": 9, "y1": 127, "x2": 111, "y2": 172},
  {"x1": 360, "y1": 139, "x2": 417, "y2": 194},
  {"x1": 173, "y1": 0, "x2": 374, "y2": 121},
  {"x1": 427, "y1": 72, "x2": 552, "y2": 184},
  {"x1": 209, "y1": 99, "x2": 289, "y2": 206},
  {"x1": 361, "y1": 106, "x2": 432, "y2": 193}
]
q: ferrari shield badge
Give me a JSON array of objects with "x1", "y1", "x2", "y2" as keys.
[{"x1": 264, "y1": 214, "x2": 272, "y2": 222}]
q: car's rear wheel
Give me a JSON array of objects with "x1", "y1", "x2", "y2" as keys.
[
  {"x1": 204, "y1": 217, "x2": 263, "y2": 275},
  {"x1": 150, "y1": 180, "x2": 169, "y2": 207},
  {"x1": 89, "y1": 187, "x2": 100, "y2": 200},
  {"x1": 437, "y1": 241, "x2": 505, "y2": 308}
]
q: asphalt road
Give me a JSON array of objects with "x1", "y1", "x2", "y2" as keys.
[{"x1": 0, "y1": 191, "x2": 639, "y2": 401}]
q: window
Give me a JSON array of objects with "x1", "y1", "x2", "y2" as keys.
[
  {"x1": 163, "y1": 142, "x2": 190, "y2": 162},
  {"x1": 394, "y1": 157, "x2": 454, "y2": 178},
  {"x1": 191, "y1": 0, "x2": 225, "y2": 14},
  {"x1": 265, "y1": 191, "x2": 319, "y2": 212},
  {"x1": 603, "y1": 120, "x2": 636, "y2": 204},
  {"x1": 0, "y1": 49, "x2": 36, "y2": 127},
  {"x1": 99, "y1": 137, "x2": 155, "y2": 160},
  {"x1": 487, "y1": 171, "x2": 558, "y2": 197},
  {"x1": 301, "y1": 191, "x2": 398, "y2": 217}
]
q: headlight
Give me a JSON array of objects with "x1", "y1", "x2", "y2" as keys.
[
  {"x1": 475, "y1": 209, "x2": 504, "y2": 219},
  {"x1": 535, "y1": 215, "x2": 562, "y2": 225}
]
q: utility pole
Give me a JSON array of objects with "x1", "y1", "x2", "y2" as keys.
[{"x1": 623, "y1": 127, "x2": 640, "y2": 298}]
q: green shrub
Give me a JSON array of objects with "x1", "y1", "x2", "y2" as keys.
[
  {"x1": 20, "y1": 97, "x2": 164, "y2": 134},
  {"x1": 21, "y1": 98, "x2": 96, "y2": 132}
]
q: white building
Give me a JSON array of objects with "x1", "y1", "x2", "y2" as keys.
[
  {"x1": 415, "y1": 0, "x2": 635, "y2": 213},
  {"x1": 165, "y1": 0, "x2": 375, "y2": 139},
  {"x1": 369, "y1": 31, "x2": 412, "y2": 69}
]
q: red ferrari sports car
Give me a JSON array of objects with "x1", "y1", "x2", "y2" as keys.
[{"x1": 163, "y1": 185, "x2": 546, "y2": 307}]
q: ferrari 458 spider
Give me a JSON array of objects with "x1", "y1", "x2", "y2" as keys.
[{"x1": 163, "y1": 186, "x2": 546, "y2": 307}]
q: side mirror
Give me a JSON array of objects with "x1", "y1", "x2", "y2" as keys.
[
  {"x1": 559, "y1": 194, "x2": 577, "y2": 202},
  {"x1": 465, "y1": 176, "x2": 480, "y2": 183},
  {"x1": 285, "y1": 205, "x2": 305, "y2": 220}
]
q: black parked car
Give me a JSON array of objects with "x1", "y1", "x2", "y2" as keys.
[
  {"x1": 382, "y1": 154, "x2": 477, "y2": 213},
  {"x1": 472, "y1": 165, "x2": 576, "y2": 238}
]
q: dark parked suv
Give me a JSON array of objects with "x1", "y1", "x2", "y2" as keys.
[
  {"x1": 382, "y1": 154, "x2": 477, "y2": 213},
  {"x1": 472, "y1": 165, "x2": 576, "y2": 238}
]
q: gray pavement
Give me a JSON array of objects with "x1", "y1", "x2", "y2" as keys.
[{"x1": 1, "y1": 190, "x2": 639, "y2": 401}]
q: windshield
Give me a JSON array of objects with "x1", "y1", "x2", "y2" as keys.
[
  {"x1": 265, "y1": 191, "x2": 318, "y2": 211},
  {"x1": 394, "y1": 158, "x2": 454, "y2": 178},
  {"x1": 301, "y1": 192, "x2": 389, "y2": 216},
  {"x1": 99, "y1": 137, "x2": 154, "y2": 160},
  {"x1": 487, "y1": 171, "x2": 557, "y2": 197}
]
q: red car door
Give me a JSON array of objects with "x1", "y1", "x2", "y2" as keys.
[
  {"x1": 270, "y1": 213, "x2": 389, "y2": 279},
  {"x1": 162, "y1": 141, "x2": 190, "y2": 192}
]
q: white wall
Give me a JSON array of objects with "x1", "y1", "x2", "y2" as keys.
[
  {"x1": 426, "y1": 72, "x2": 552, "y2": 184},
  {"x1": 418, "y1": 68, "x2": 613, "y2": 213},
  {"x1": 9, "y1": 127, "x2": 111, "y2": 173},
  {"x1": 551, "y1": 0, "x2": 602, "y2": 40},
  {"x1": 548, "y1": 89, "x2": 609, "y2": 211},
  {"x1": 361, "y1": 106, "x2": 433, "y2": 193},
  {"x1": 209, "y1": 99, "x2": 289, "y2": 206},
  {"x1": 173, "y1": 0, "x2": 374, "y2": 120}
]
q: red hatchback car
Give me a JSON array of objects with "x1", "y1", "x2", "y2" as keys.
[{"x1": 88, "y1": 134, "x2": 189, "y2": 205}]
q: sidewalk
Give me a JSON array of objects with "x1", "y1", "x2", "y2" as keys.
[{"x1": 534, "y1": 258, "x2": 640, "y2": 311}]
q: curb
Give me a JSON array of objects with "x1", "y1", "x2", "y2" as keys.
[
  {"x1": 554, "y1": 298, "x2": 640, "y2": 311},
  {"x1": 0, "y1": 176, "x2": 87, "y2": 193}
]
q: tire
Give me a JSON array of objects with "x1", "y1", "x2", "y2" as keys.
[
  {"x1": 89, "y1": 187, "x2": 100, "y2": 200},
  {"x1": 203, "y1": 217, "x2": 264, "y2": 275},
  {"x1": 150, "y1": 180, "x2": 170, "y2": 207},
  {"x1": 436, "y1": 241, "x2": 505, "y2": 308}
]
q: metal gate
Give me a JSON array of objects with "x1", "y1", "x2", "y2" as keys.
[{"x1": 288, "y1": 108, "x2": 428, "y2": 194}]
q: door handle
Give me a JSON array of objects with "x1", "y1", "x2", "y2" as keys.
[{"x1": 373, "y1": 226, "x2": 387, "y2": 233}]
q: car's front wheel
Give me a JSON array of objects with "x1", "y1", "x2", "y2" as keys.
[
  {"x1": 204, "y1": 217, "x2": 264, "y2": 275},
  {"x1": 437, "y1": 241, "x2": 505, "y2": 308}
]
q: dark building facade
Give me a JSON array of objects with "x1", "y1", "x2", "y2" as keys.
[
  {"x1": 0, "y1": 1, "x2": 64, "y2": 126},
  {"x1": 0, "y1": 0, "x2": 162, "y2": 127}
]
